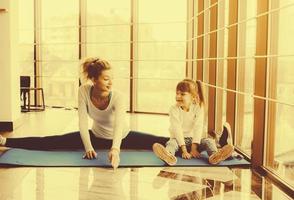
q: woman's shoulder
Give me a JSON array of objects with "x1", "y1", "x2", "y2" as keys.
[
  {"x1": 78, "y1": 84, "x2": 92, "y2": 99},
  {"x1": 79, "y1": 84, "x2": 92, "y2": 92},
  {"x1": 110, "y1": 90, "x2": 127, "y2": 106},
  {"x1": 111, "y1": 90, "x2": 126, "y2": 99}
]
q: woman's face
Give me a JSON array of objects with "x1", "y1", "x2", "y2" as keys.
[{"x1": 92, "y1": 69, "x2": 113, "y2": 95}]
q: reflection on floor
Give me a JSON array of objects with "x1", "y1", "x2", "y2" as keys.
[
  {"x1": 0, "y1": 108, "x2": 292, "y2": 199},
  {"x1": 0, "y1": 167, "x2": 291, "y2": 200}
]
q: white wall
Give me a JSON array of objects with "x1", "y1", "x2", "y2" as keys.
[{"x1": 0, "y1": 0, "x2": 20, "y2": 123}]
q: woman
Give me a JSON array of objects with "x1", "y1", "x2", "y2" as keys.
[{"x1": 0, "y1": 58, "x2": 169, "y2": 169}]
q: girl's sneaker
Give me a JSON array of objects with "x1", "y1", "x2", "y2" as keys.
[
  {"x1": 152, "y1": 143, "x2": 177, "y2": 166},
  {"x1": 208, "y1": 144, "x2": 234, "y2": 165}
]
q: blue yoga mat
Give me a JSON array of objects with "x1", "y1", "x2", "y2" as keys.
[{"x1": 0, "y1": 148, "x2": 250, "y2": 167}]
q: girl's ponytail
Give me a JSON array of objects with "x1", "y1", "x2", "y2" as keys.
[{"x1": 196, "y1": 80, "x2": 205, "y2": 107}]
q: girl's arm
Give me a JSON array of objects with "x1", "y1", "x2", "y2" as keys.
[
  {"x1": 190, "y1": 143, "x2": 201, "y2": 158},
  {"x1": 169, "y1": 106, "x2": 186, "y2": 147},
  {"x1": 78, "y1": 87, "x2": 95, "y2": 153},
  {"x1": 192, "y1": 106, "x2": 205, "y2": 144}
]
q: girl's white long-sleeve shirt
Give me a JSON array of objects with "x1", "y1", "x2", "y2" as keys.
[
  {"x1": 78, "y1": 84, "x2": 129, "y2": 152},
  {"x1": 168, "y1": 104, "x2": 204, "y2": 146}
]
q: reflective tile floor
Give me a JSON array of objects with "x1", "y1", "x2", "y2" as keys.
[
  {"x1": 0, "y1": 166, "x2": 292, "y2": 200},
  {"x1": 0, "y1": 109, "x2": 292, "y2": 200}
]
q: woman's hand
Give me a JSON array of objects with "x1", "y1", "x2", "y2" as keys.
[
  {"x1": 108, "y1": 148, "x2": 120, "y2": 169},
  {"x1": 190, "y1": 143, "x2": 201, "y2": 158},
  {"x1": 83, "y1": 150, "x2": 97, "y2": 159}
]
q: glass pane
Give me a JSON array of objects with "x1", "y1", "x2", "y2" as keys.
[
  {"x1": 42, "y1": 62, "x2": 79, "y2": 107},
  {"x1": 236, "y1": 62, "x2": 255, "y2": 155},
  {"x1": 136, "y1": 0, "x2": 186, "y2": 113},
  {"x1": 41, "y1": 0, "x2": 79, "y2": 107},
  {"x1": 266, "y1": 0, "x2": 294, "y2": 188},
  {"x1": 86, "y1": 0, "x2": 130, "y2": 110},
  {"x1": 277, "y1": 2, "x2": 294, "y2": 55},
  {"x1": 235, "y1": 0, "x2": 257, "y2": 156},
  {"x1": 216, "y1": 0, "x2": 229, "y2": 131},
  {"x1": 136, "y1": 79, "x2": 181, "y2": 113},
  {"x1": 272, "y1": 103, "x2": 294, "y2": 188},
  {"x1": 19, "y1": 0, "x2": 34, "y2": 77}
]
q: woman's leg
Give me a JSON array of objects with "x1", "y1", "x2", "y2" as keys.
[
  {"x1": 5, "y1": 131, "x2": 84, "y2": 150},
  {"x1": 90, "y1": 133, "x2": 112, "y2": 150},
  {"x1": 121, "y1": 131, "x2": 169, "y2": 150}
]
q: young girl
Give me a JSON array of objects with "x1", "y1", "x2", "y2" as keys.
[
  {"x1": 0, "y1": 58, "x2": 169, "y2": 169},
  {"x1": 152, "y1": 79, "x2": 234, "y2": 165}
]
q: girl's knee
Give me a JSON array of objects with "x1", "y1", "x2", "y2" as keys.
[
  {"x1": 201, "y1": 137, "x2": 215, "y2": 144},
  {"x1": 166, "y1": 139, "x2": 178, "y2": 146}
]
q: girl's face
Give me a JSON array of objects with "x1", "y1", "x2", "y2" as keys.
[
  {"x1": 92, "y1": 69, "x2": 113, "y2": 95},
  {"x1": 175, "y1": 90, "x2": 193, "y2": 111}
]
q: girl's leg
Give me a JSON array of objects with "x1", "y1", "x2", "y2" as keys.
[
  {"x1": 201, "y1": 137, "x2": 234, "y2": 164},
  {"x1": 153, "y1": 138, "x2": 178, "y2": 166},
  {"x1": 165, "y1": 138, "x2": 179, "y2": 155},
  {"x1": 200, "y1": 138, "x2": 218, "y2": 156},
  {"x1": 121, "y1": 131, "x2": 169, "y2": 150}
]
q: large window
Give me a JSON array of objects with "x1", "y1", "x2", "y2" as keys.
[
  {"x1": 22, "y1": 0, "x2": 187, "y2": 112},
  {"x1": 41, "y1": 0, "x2": 79, "y2": 108},
  {"x1": 235, "y1": 0, "x2": 256, "y2": 156},
  {"x1": 266, "y1": 0, "x2": 294, "y2": 188},
  {"x1": 136, "y1": 0, "x2": 187, "y2": 113}
]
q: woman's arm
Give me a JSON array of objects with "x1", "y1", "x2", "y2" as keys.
[
  {"x1": 78, "y1": 86, "x2": 95, "y2": 154},
  {"x1": 111, "y1": 93, "x2": 127, "y2": 151},
  {"x1": 108, "y1": 93, "x2": 127, "y2": 169}
]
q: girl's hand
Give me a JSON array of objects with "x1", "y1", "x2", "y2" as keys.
[
  {"x1": 108, "y1": 148, "x2": 120, "y2": 169},
  {"x1": 83, "y1": 150, "x2": 97, "y2": 160},
  {"x1": 190, "y1": 143, "x2": 201, "y2": 158},
  {"x1": 190, "y1": 149, "x2": 201, "y2": 158},
  {"x1": 182, "y1": 151, "x2": 192, "y2": 159}
]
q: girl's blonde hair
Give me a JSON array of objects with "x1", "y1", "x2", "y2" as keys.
[
  {"x1": 176, "y1": 79, "x2": 205, "y2": 107},
  {"x1": 82, "y1": 58, "x2": 111, "y2": 80}
]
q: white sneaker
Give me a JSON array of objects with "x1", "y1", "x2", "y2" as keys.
[
  {"x1": 219, "y1": 122, "x2": 233, "y2": 146},
  {"x1": 208, "y1": 144, "x2": 234, "y2": 165},
  {"x1": 0, "y1": 135, "x2": 6, "y2": 146},
  {"x1": 152, "y1": 143, "x2": 177, "y2": 166}
]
